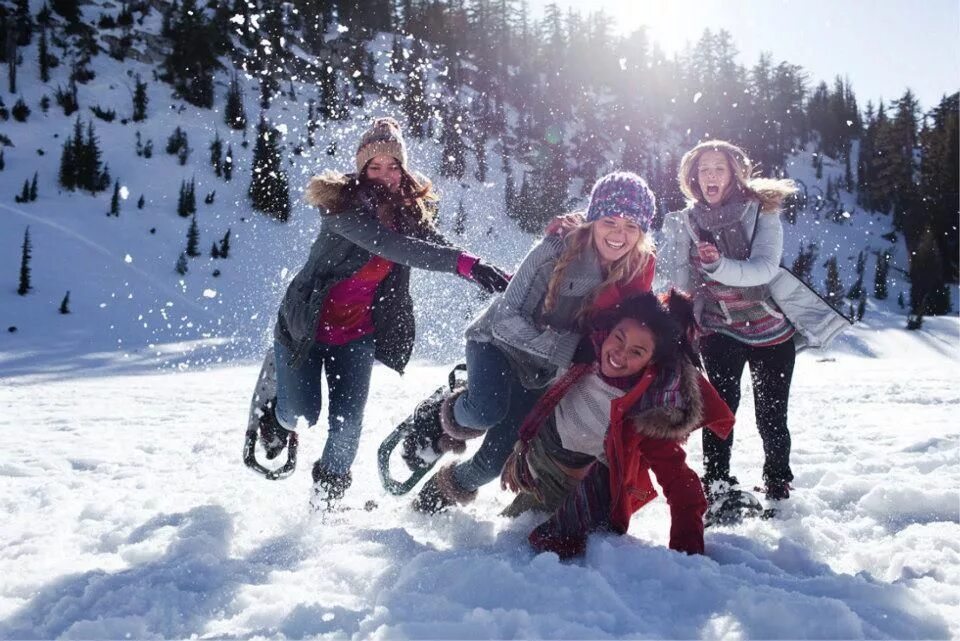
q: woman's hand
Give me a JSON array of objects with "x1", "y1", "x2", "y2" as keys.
[
  {"x1": 544, "y1": 212, "x2": 585, "y2": 237},
  {"x1": 696, "y1": 241, "x2": 721, "y2": 265},
  {"x1": 470, "y1": 260, "x2": 511, "y2": 293}
]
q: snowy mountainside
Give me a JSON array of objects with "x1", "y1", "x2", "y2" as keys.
[{"x1": 1, "y1": 4, "x2": 942, "y2": 377}]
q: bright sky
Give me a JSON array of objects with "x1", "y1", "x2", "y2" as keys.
[{"x1": 529, "y1": 0, "x2": 959, "y2": 112}]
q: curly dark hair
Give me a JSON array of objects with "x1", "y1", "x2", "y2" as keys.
[{"x1": 590, "y1": 290, "x2": 698, "y2": 372}]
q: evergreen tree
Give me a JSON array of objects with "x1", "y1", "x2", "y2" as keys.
[
  {"x1": 223, "y1": 144, "x2": 233, "y2": 181},
  {"x1": 823, "y1": 256, "x2": 843, "y2": 308},
  {"x1": 306, "y1": 99, "x2": 317, "y2": 147},
  {"x1": 14, "y1": 0, "x2": 35, "y2": 46},
  {"x1": 12, "y1": 97, "x2": 31, "y2": 122},
  {"x1": 78, "y1": 120, "x2": 106, "y2": 192},
  {"x1": 856, "y1": 292, "x2": 866, "y2": 321},
  {"x1": 132, "y1": 73, "x2": 148, "y2": 121},
  {"x1": 318, "y1": 61, "x2": 345, "y2": 120},
  {"x1": 873, "y1": 250, "x2": 890, "y2": 300},
  {"x1": 58, "y1": 116, "x2": 83, "y2": 190},
  {"x1": 161, "y1": 0, "x2": 220, "y2": 108},
  {"x1": 224, "y1": 73, "x2": 247, "y2": 130},
  {"x1": 29, "y1": 172, "x2": 37, "y2": 201},
  {"x1": 186, "y1": 213, "x2": 200, "y2": 257},
  {"x1": 108, "y1": 179, "x2": 120, "y2": 216},
  {"x1": 52, "y1": 0, "x2": 79, "y2": 22},
  {"x1": 39, "y1": 26, "x2": 50, "y2": 82},
  {"x1": 210, "y1": 131, "x2": 223, "y2": 177},
  {"x1": 7, "y1": 39, "x2": 16, "y2": 95},
  {"x1": 248, "y1": 115, "x2": 291, "y2": 221},
  {"x1": 791, "y1": 242, "x2": 818, "y2": 284},
  {"x1": 218, "y1": 228, "x2": 231, "y2": 258},
  {"x1": 211, "y1": 242, "x2": 220, "y2": 258},
  {"x1": 175, "y1": 251, "x2": 189, "y2": 275},
  {"x1": 18, "y1": 226, "x2": 32, "y2": 296},
  {"x1": 15, "y1": 180, "x2": 30, "y2": 203},
  {"x1": 847, "y1": 250, "x2": 865, "y2": 299},
  {"x1": 439, "y1": 104, "x2": 467, "y2": 179},
  {"x1": 0, "y1": 149, "x2": 5, "y2": 171},
  {"x1": 453, "y1": 200, "x2": 466, "y2": 235},
  {"x1": 137, "y1": 194, "x2": 145, "y2": 209},
  {"x1": 403, "y1": 43, "x2": 428, "y2": 137},
  {"x1": 59, "y1": 290, "x2": 70, "y2": 314}
]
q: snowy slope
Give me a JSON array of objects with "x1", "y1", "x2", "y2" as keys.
[
  {"x1": 2, "y1": 4, "x2": 959, "y2": 639},
  {"x1": 0, "y1": 311, "x2": 957, "y2": 639}
]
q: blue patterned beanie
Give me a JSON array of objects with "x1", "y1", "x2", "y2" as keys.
[{"x1": 585, "y1": 171, "x2": 656, "y2": 232}]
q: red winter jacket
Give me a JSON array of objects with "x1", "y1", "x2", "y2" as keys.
[{"x1": 518, "y1": 361, "x2": 734, "y2": 557}]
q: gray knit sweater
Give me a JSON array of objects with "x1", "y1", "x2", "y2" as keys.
[{"x1": 465, "y1": 236, "x2": 606, "y2": 389}]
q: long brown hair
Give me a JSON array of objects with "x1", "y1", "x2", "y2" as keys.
[
  {"x1": 678, "y1": 140, "x2": 797, "y2": 213},
  {"x1": 308, "y1": 164, "x2": 440, "y2": 235},
  {"x1": 542, "y1": 220, "x2": 656, "y2": 319}
]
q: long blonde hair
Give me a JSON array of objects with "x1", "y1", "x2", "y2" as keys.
[
  {"x1": 678, "y1": 140, "x2": 797, "y2": 213},
  {"x1": 542, "y1": 220, "x2": 656, "y2": 318}
]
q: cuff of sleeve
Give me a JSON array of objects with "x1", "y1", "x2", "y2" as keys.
[
  {"x1": 457, "y1": 253, "x2": 479, "y2": 278},
  {"x1": 701, "y1": 258, "x2": 721, "y2": 273}
]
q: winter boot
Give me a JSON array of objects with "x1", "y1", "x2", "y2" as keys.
[
  {"x1": 701, "y1": 474, "x2": 741, "y2": 505},
  {"x1": 411, "y1": 464, "x2": 478, "y2": 515},
  {"x1": 258, "y1": 400, "x2": 291, "y2": 460},
  {"x1": 310, "y1": 462, "x2": 352, "y2": 512},
  {"x1": 760, "y1": 480, "x2": 792, "y2": 501},
  {"x1": 401, "y1": 388, "x2": 482, "y2": 472}
]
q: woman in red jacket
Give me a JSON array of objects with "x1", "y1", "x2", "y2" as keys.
[{"x1": 501, "y1": 291, "x2": 734, "y2": 558}]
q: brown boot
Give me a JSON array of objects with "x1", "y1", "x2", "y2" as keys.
[{"x1": 412, "y1": 464, "x2": 477, "y2": 515}]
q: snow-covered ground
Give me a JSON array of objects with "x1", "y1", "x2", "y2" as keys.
[{"x1": 1, "y1": 310, "x2": 957, "y2": 639}]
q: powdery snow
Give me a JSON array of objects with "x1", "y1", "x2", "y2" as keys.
[{"x1": 0, "y1": 313, "x2": 957, "y2": 639}]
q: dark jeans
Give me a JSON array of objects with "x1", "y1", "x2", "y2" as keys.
[
  {"x1": 274, "y1": 336, "x2": 375, "y2": 476},
  {"x1": 700, "y1": 333, "x2": 796, "y2": 485},
  {"x1": 450, "y1": 340, "x2": 543, "y2": 492}
]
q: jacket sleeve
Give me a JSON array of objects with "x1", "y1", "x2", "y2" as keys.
[
  {"x1": 322, "y1": 209, "x2": 463, "y2": 272},
  {"x1": 490, "y1": 237, "x2": 581, "y2": 368},
  {"x1": 701, "y1": 211, "x2": 783, "y2": 287},
  {"x1": 642, "y1": 437, "x2": 707, "y2": 555}
]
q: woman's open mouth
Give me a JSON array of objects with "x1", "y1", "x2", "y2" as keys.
[
  {"x1": 604, "y1": 239, "x2": 625, "y2": 250},
  {"x1": 706, "y1": 186, "x2": 719, "y2": 197}
]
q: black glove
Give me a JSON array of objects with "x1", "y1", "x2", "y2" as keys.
[{"x1": 470, "y1": 260, "x2": 510, "y2": 294}]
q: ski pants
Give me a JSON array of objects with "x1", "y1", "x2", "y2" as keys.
[{"x1": 700, "y1": 333, "x2": 797, "y2": 485}]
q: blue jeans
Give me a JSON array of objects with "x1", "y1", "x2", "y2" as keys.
[
  {"x1": 451, "y1": 340, "x2": 544, "y2": 492},
  {"x1": 274, "y1": 337, "x2": 375, "y2": 476}
]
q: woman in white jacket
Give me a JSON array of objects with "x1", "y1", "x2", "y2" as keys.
[{"x1": 657, "y1": 140, "x2": 847, "y2": 505}]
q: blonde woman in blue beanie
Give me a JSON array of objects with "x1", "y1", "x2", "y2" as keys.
[{"x1": 409, "y1": 171, "x2": 660, "y2": 514}]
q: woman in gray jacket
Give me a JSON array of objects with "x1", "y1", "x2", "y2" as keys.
[
  {"x1": 255, "y1": 118, "x2": 509, "y2": 510},
  {"x1": 657, "y1": 140, "x2": 848, "y2": 505}
]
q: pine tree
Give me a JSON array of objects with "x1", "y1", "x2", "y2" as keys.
[
  {"x1": 319, "y1": 61, "x2": 345, "y2": 120},
  {"x1": 218, "y1": 228, "x2": 231, "y2": 258},
  {"x1": 27, "y1": 171, "x2": 36, "y2": 201},
  {"x1": 39, "y1": 26, "x2": 50, "y2": 82},
  {"x1": 248, "y1": 115, "x2": 291, "y2": 221},
  {"x1": 224, "y1": 73, "x2": 247, "y2": 130},
  {"x1": 161, "y1": 0, "x2": 219, "y2": 108},
  {"x1": 856, "y1": 292, "x2": 866, "y2": 321},
  {"x1": 210, "y1": 131, "x2": 223, "y2": 177},
  {"x1": 175, "y1": 251, "x2": 188, "y2": 275},
  {"x1": 186, "y1": 213, "x2": 200, "y2": 257},
  {"x1": 873, "y1": 250, "x2": 890, "y2": 300},
  {"x1": 108, "y1": 179, "x2": 120, "y2": 216},
  {"x1": 403, "y1": 46, "x2": 428, "y2": 137},
  {"x1": 137, "y1": 194, "x2": 145, "y2": 209},
  {"x1": 58, "y1": 116, "x2": 83, "y2": 190},
  {"x1": 0, "y1": 149, "x2": 5, "y2": 171},
  {"x1": 847, "y1": 251, "x2": 865, "y2": 299},
  {"x1": 454, "y1": 200, "x2": 466, "y2": 235},
  {"x1": 59, "y1": 290, "x2": 71, "y2": 314},
  {"x1": 823, "y1": 256, "x2": 843, "y2": 308},
  {"x1": 439, "y1": 104, "x2": 467, "y2": 179},
  {"x1": 223, "y1": 144, "x2": 233, "y2": 181},
  {"x1": 16, "y1": 180, "x2": 30, "y2": 203},
  {"x1": 18, "y1": 226, "x2": 32, "y2": 296},
  {"x1": 210, "y1": 242, "x2": 220, "y2": 258},
  {"x1": 306, "y1": 99, "x2": 317, "y2": 147},
  {"x1": 52, "y1": 0, "x2": 79, "y2": 22},
  {"x1": 12, "y1": 97, "x2": 31, "y2": 122},
  {"x1": 132, "y1": 73, "x2": 148, "y2": 121}
]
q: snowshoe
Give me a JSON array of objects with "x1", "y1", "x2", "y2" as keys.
[
  {"x1": 378, "y1": 364, "x2": 467, "y2": 496},
  {"x1": 242, "y1": 351, "x2": 299, "y2": 480},
  {"x1": 704, "y1": 489, "x2": 764, "y2": 528}
]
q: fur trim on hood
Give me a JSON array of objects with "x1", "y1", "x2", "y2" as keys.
[
  {"x1": 303, "y1": 171, "x2": 354, "y2": 211},
  {"x1": 626, "y1": 362, "x2": 704, "y2": 441}
]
